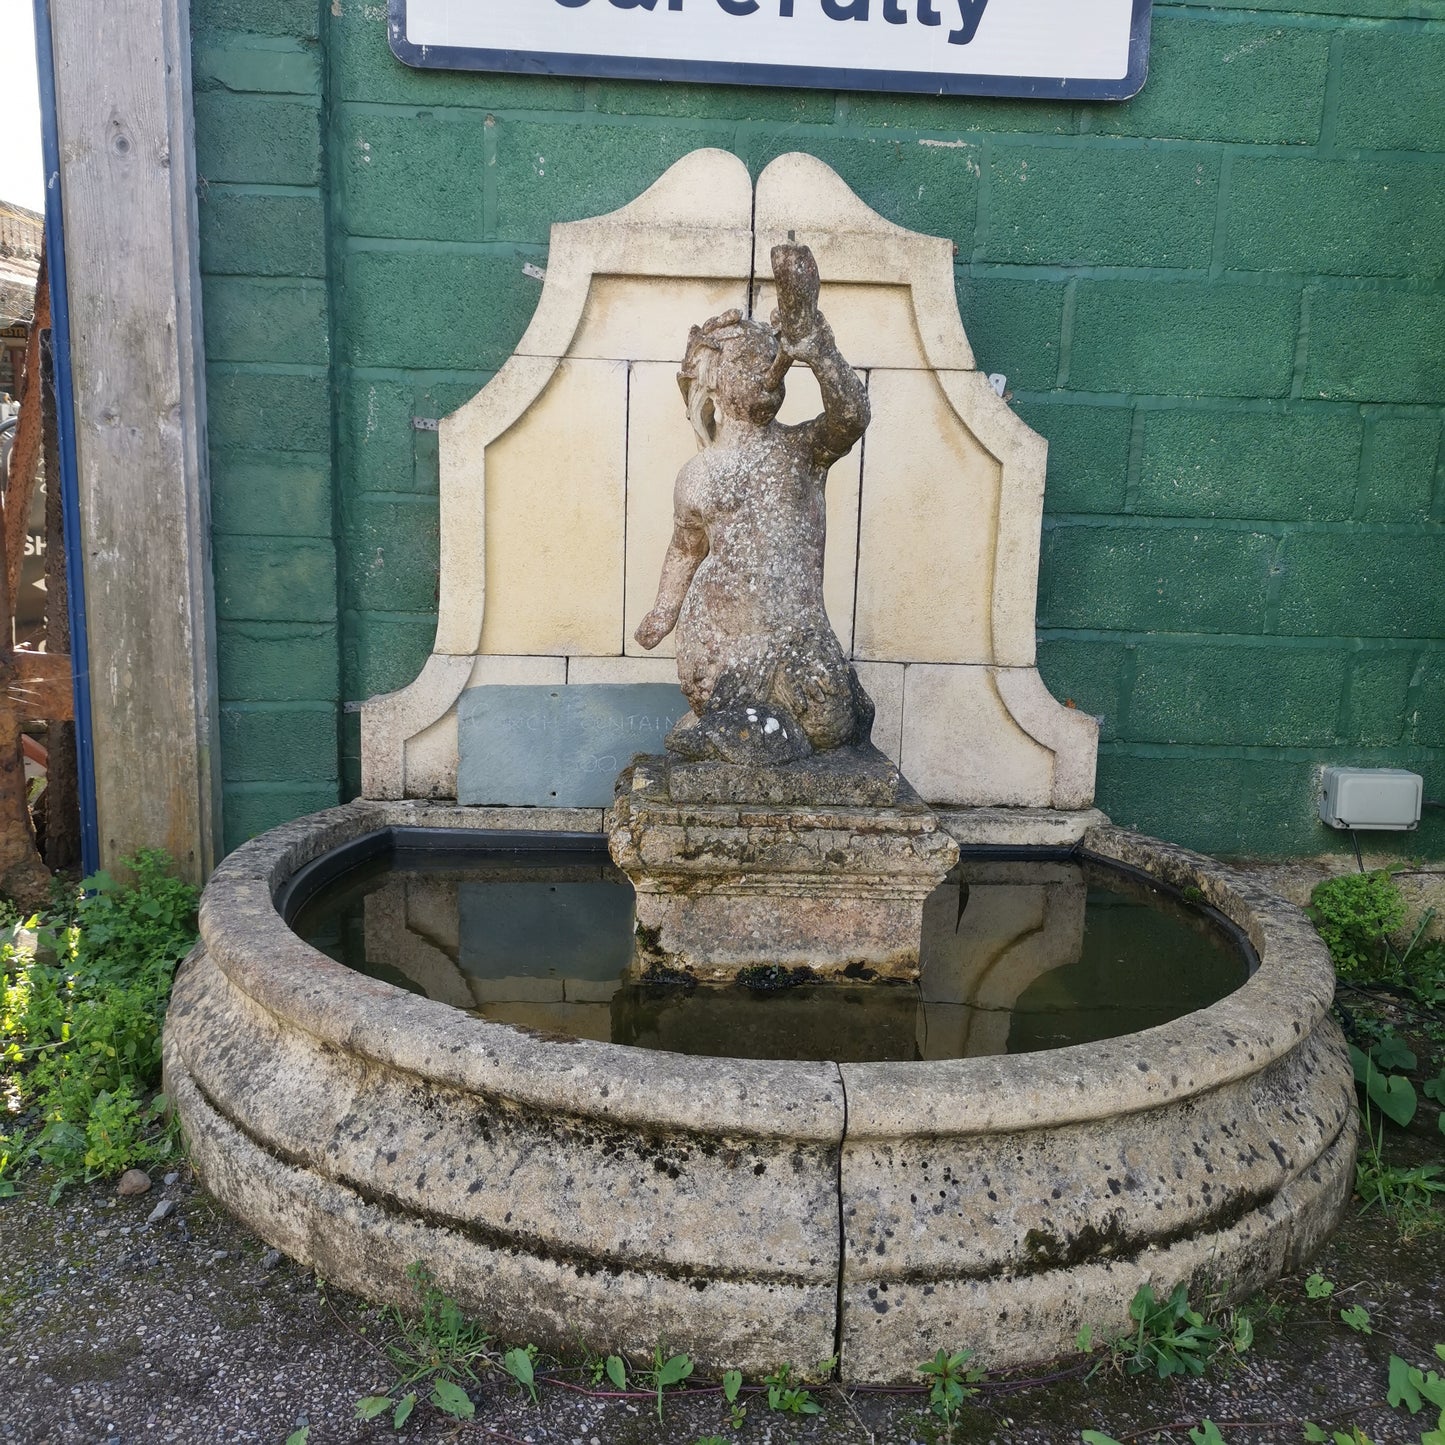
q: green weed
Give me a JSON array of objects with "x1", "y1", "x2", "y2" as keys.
[
  {"x1": 1114, "y1": 1282, "x2": 1223, "y2": 1379},
  {"x1": 0, "y1": 851, "x2": 198, "y2": 1199}
]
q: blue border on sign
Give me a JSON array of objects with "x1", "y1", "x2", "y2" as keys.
[{"x1": 385, "y1": 0, "x2": 1152, "y2": 102}]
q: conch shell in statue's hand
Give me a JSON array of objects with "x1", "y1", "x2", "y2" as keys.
[{"x1": 771, "y1": 242, "x2": 821, "y2": 341}]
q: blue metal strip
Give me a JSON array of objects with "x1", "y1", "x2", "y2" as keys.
[
  {"x1": 32, "y1": 0, "x2": 100, "y2": 877},
  {"x1": 386, "y1": 0, "x2": 1152, "y2": 101}
]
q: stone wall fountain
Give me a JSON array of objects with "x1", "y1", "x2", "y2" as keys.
[{"x1": 163, "y1": 151, "x2": 1356, "y2": 1383}]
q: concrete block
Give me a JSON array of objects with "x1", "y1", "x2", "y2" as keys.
[
  {"x1": 192, "y1": 32, "x2": 321, "y2": 95},
  {"x1": 343, "y1": 615, "x2": 437, "y2": 700},
  {"x1": 1356, "y1": 417, "x2": 1442, "y2": 522},
  {"x1": 213, "y1": 536, "x2": 337, "y2": 624},
  {"x1": 1303, "y1": 290, "x2": 1445, "y2": 404},
  {"x1": 1126, "y1": 641, "x2": 1345, "y2": 747},
  {"x1": 206, "y1": 369, "x2": 330, "y2": 454},
  {"x1": 1095, "y1": 752, "x2": 1325, "y2": 856},
  {"x1": 1275, "y1": 531, "x2": 1445, "y2": 639},
  {"x1": 341, "y1": 380, "x2": 420, "y2": 496},
  {"x1": 209, "y1": 452, "x2": 332, "y2": 538},
  {"x1": 1227, "y1": 157, "x2": 1445, "y2": 280},
  {"x1": 458, "y1": 684, "x2": 689, "y2": 807},
  {"x1": 343, "y1": 250, "x2": 539, "y2": 372},
  {"x1": 221, "y1": 704, "x2": 339, "y2": 784},
  {"x1": 1137, "y1": 408, "x2": 1360, "y2": 521},
  {"x1": 1039, "y1": 524, "x2": 1277, "y2": 634},
  {"x1": 338, "y1": 107, "x2": 488, "y2": 242},
  {"x1": 983, "y1": 144, "x2": 1217, "y2": 269},
  {"x1": 197, "y1": 0, "x2": 320, "y2": 38},
  {"x1": 199, "y1": 189, "x2": 326, "y2": 278},
  {"x1": 1036, "y1": 639, "x2": 1124, "y2": 742},
  {"x1": 220, "y1": 784, "x2": 340, "y2": 853},
  {"x1": 1335, "y1": 29, "x2": 1445, "y2": 153},
  {"x1": 1093, "y1": 14, "x2": 1328, "y2": 144},
  {"x1": 1018, "y1": 402, "x2": 1131, "y2": 515},
  {"x1": 955, "y1": 275, "x2": 1065, "y2": 391},
  {"x1": 1342, "y1": 649, "x2": 1416, "y2": 747},
  {"x1": 341, "y1": 495, "x2": 440, "y2": 614},
  {"x1": 844, "y1": 92, "x2": 1077, "y2": 134},
  {"x1": 594, "y1": 79, "x2": 834, "y2": 123},
  {"x1": 203, "y1": 277, "x2": 328, "y2": 367},
  {"x1": 1068, "y1": 281, "x2": 1299, "y2": 399},
  {"x1": 217, "y1": 622, "x2": 340, "y2": 704},
  {"x1": 193, "y1": 92, "x2": 321, "y2": 186}
]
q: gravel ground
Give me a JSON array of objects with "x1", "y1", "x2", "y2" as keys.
[{"x1": 3, "y1": 1133, "x2": 1443, "y2": 1445}]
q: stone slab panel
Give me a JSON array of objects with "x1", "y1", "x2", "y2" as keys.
[
  {"x1": 854, "y1": 370, "x2": 1001, "y2": 665},
  {"x1": 474, "y1": 358, "x2": 628, "y2": 656},
  {"x1": 569, "y1": 276, "x2": 749, "y2": 364},
  {"x1": 900, "y1": 665, "x2": 1053, "y2": 807},
  {"x1": 458, "y1": 682, "x2": 689, "y2": 808}
]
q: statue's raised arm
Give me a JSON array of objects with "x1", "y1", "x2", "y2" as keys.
[{"x1": 770, "y1": 243, "x2": 870, "y2": 467}]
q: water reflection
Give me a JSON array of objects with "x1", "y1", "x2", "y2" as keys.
[{"x1": 295, "y1": 850, "x2": 1250, "y2": 1063}]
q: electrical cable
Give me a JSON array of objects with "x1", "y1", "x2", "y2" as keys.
[{"x1": 1349, "y1": 828, "x2": 1364, "y2": 873}]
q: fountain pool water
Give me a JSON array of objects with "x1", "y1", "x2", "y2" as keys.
[
  {"x1": 286, "y1": 834, "x2": 1253, "y2": 1064},
  {"x1": 163, "y1": 798, "x2": 1355, "y2": 1383}
]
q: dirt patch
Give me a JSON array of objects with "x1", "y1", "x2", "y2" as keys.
[{"x1": 2, "y1": 1138, "x2": 1443, "y2": 1445}]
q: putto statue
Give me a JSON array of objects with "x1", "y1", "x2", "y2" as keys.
[{"x1": 634, "y1": 243, "x2": 874, "y2": 767}]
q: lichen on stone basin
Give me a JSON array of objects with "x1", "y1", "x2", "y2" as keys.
[{"x1": 163, "y1": 799, "x2": 1356, "y2": 1383}]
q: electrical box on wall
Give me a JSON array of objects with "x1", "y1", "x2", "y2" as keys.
[{"x1": 1318, "y1": 767, "x2": 1423, "y2": 831}]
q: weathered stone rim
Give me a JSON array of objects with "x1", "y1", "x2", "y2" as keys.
[{"x1": 198, "y1": 799, "x2": 1336, "y2": 1140}]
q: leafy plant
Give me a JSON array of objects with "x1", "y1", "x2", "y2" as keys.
[
  {"x1": 356, "y1": 1262, "x2": 493, "y2": 1428},
  {"x1": 917, "y1": 1347, "x2": 983, "y2": 1431},
  {"x1": 0, "y1": 852, "x2": 198, "y2": 1198},
  {"x1": 637, "y1": 1342, "x2": 694, "y2": 1422},
  {"x1": 1304, "y1": 1427, "x2": 1377, "y2": 1444},
  {"x1": 1353, "y1": 1044, "x2": 1418, "y2": 1129},
  {"x1": 1115, "y1": 1282, "x2": 1223, "y2": 1379},
  {"x1": 1340, "y1": 1304, "x2": 1373, "y2": 1335},
  {"x1": 763, "y1": 1362, "x2": 821, "y2": 1416},
  {"x1": 1310, "y1": 871, "x2": 1406, "y2": 982},
  {"x1": 1306, "y1": 1273, "x2": 1336, "y2": 1299},
  {"x1": 722, "y1": 1368, "x2": 745, "y2": 1430},
  {"x1": 502, "y1": 1344, "x2": 538, "y2": 1404}
]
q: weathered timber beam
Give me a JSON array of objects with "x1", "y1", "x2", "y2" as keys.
[{"x1": 44, "y1": 0, "x2": 219, "y2": 880}]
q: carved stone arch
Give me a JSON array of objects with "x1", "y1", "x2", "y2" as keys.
[{"x1": 361, "y1": 149, "x2": 1097, "y2": 811}]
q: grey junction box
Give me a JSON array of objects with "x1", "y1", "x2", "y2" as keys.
[{"x1": 1318, "y1": 767, "x2": 1423, "y2": 831}]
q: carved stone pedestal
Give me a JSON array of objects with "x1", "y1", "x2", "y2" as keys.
[{"x1": 607, "y1": 751, "x2": 960, "y2": 984}]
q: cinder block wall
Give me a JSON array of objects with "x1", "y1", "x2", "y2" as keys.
[{"x1": 191, "y1": 0, "x2": 1445, "y2": 858}]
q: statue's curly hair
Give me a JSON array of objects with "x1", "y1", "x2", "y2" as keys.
[{"x1": 677, "y1": 310, "x2": 782, "y2": 446}]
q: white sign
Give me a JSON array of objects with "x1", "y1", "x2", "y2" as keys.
[{"x1": 388, "y1": 0, "x2": 1150, "y2": 100}]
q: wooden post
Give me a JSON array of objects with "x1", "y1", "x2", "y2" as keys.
[{"x1": 42, "y1": 0, "x2": 220, "y2": 881}]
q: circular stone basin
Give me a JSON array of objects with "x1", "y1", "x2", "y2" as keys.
[{"x1": 164, "y1": 801, "x2": 1357, "y2": 1383}]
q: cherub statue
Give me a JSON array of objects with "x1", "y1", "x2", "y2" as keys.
[{"x1": 634, "y1": 243, "x2": 874, "y2": 766}]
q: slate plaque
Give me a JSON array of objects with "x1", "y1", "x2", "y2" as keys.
[{"x1": 457, "y1": 683, "x2": 689, "y2": 808}]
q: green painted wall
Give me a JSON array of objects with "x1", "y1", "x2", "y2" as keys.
[{"x1": 190, "y1": 0, "x2": 1445, "y2": 859}]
